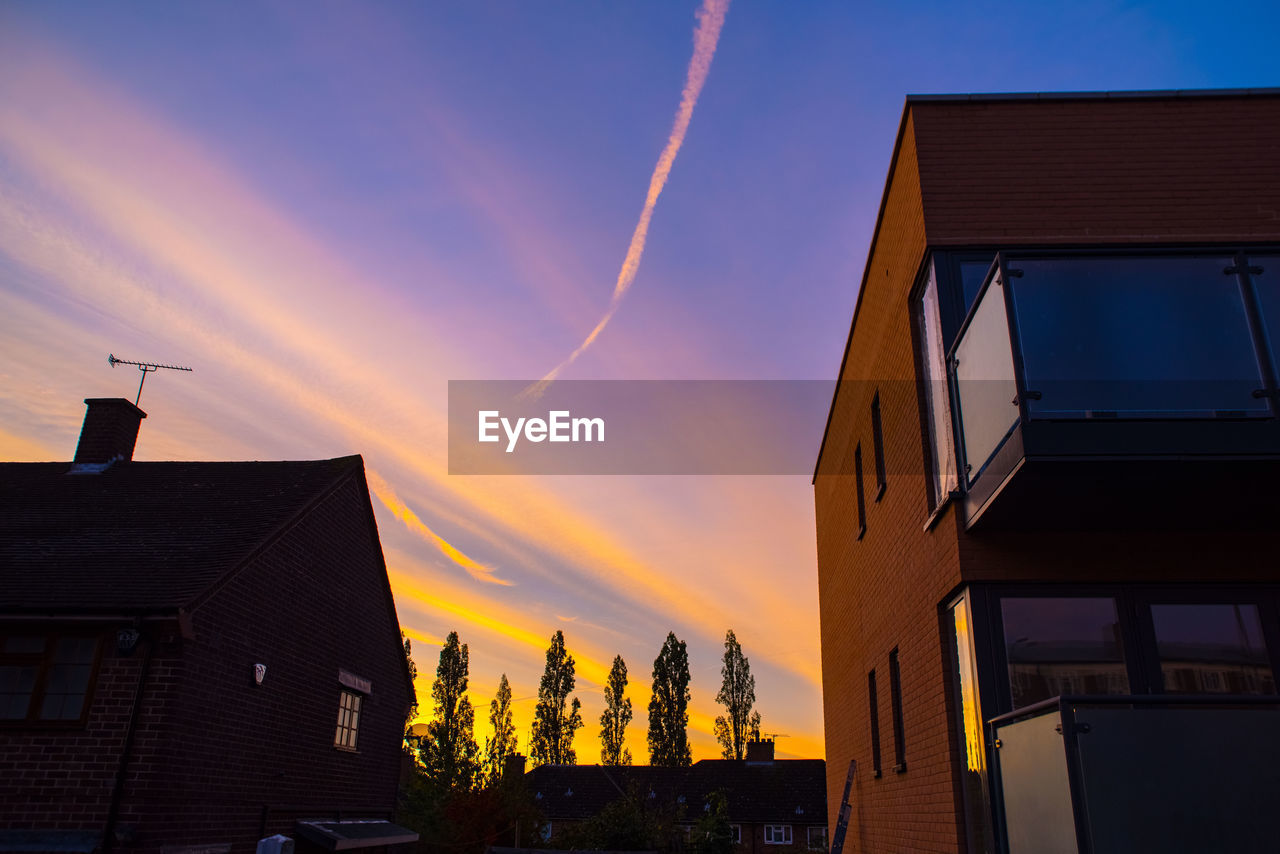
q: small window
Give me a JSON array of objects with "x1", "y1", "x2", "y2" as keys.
[
  {"x1": 807, "y1": 826, "x2": 828, "y2": 851},
  {"x1": 870, "y1": 392, "x2": 886, "y2": 499},
  {"x1": 889, "y1": 648, "x2": 905, "y2": 772},
  {"x1": 539, "y1": 822, "x2": 552, "y2": 842},
  {"x1": 1151, "y1": 603, "x2": 1276, "y2": 695},
  {"x1": 729, "y1": 825, "x2": 741, "y2": 844},
  {"x1": 868, "y1": 669, "x2": 881, "y2": 777},
  {"x1": 0, "y1": 633, "x2": 101, "y2": 724},
  {"x1": 764, "y1": 825, "x2": 792, "y2": 845},
  {"x1": 334, "y1": 689, "x2": 362, "y2": 750},
  {"x1": 854, "y1": 444, "x2": 866, "y2": 539}
]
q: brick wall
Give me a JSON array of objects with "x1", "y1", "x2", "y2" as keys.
[{"x1": 125, "y1": 473, "x2": 412, "y2": 854}]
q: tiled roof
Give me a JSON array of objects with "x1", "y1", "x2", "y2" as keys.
[
  {"x1": 0, "y1": 457, "x2": 363, "y2": 613},
  {"x1": 525, "y1": 759, "x2": 826, "y2": 824}
]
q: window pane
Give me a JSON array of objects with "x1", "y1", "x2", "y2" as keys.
[
  {"x1": 1152, "y1": 604, "x2": 1276, "y2": 695},
  {"x1": 3, "y1": 637, "x2": 45, "y2": 655},
  {"x1": 918, "y1": 265, "x2": 959, "y2": 504},
  {"x1": 1009, "y1": 256, "x2": 1265, "y2": 416},
  {"x1": 1002, "y1": 597, "x2": 1128, "y2": 709},
  {"x1": 1252, "y1": 255, "x2": 1280, "y2": 376},
  {"x1": 959, "y1": 259, "x2": 995, "y2": 316},
  {"x1": 953, "y1": 272, "x2": 1019, "y2": 480},
  {"x1": 949, "y1": 599, "x2": 993, "y2": 854},
  {"x1": 0, "y1": 665, "x2": 37, "y2": 719}
]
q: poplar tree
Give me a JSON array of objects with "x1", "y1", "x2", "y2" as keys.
[
  {"x1": 419, "y1": 631, "x2": 481, "y2": 790},
  {"x1": 484, "y1": 673, "x2": 516, "y2": 784},
  {"x1": 530, "y1": 630, "x2": 583, "y2": 766},
  {"x1": 599, "y1": 655, "x2": 633, "y2": 765},
  {"x1": 713, "y1": 628, "x2": 760, "y2": 760},
  {"x1": 647, "y1": 632, "x2": 692, "y2": 766}
]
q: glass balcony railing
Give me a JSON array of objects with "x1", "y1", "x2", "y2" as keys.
[{"x1": 947, "y1": 252, "x2": 1280, "y2": 485}]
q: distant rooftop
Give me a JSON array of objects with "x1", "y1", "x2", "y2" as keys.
[{"x1": 906, "y1": 87, "x2": 1280, "y2": 103}]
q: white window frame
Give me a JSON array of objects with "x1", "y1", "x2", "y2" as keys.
[
  {"x1": 765, "y1": 825, "x2": 792, "y2": 845},
  {"x1": 729, "y1": 825, "x2": 742, "y2": 844},
  {"x1": 334, "y1": 689, "x2": 362, "y2": 750}
]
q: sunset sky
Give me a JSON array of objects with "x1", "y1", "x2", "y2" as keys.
[{"x1": 2, "y1": 1, "x2": 1275, "y2": 763}]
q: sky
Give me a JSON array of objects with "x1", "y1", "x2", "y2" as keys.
[{"x1": 1, "y1": 0, "x2": 1277, "y2": 764}]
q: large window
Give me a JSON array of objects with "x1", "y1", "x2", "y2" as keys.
[
  {"x1": 1001, "y1": 597, "x2": 1129, "y2": 709},
  {"x1": 915, "y1": 263, "x2": 959, "y2": 508},
  {"x1": 1152, "y1": 603, "x2": 1276, "y2": 695},
  {"x1": 0, "y1": 633, "x2": 100, "y2": 724}
]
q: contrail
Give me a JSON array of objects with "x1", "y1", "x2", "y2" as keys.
[
  {"x1": 366, "y1": 469, "x2": 512, "y2": 586},
  {"x1": 525, "y1": 0, "x2": 731, "y2": 398}
]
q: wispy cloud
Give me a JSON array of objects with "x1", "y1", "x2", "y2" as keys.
[
  {"x1": 527, "y1": 0, "x2": 731, "y2": 395},
  {"x1": 367, "y1": 469, "x2": 511, "y2": 586}
]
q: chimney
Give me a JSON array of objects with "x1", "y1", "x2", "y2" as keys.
[
  {"x1": 746, "y1": 738, "x2": 775, "y2": 764},
  {"x1": 74, "y1": 398, "x2": 147, "y2": 464},
  {"x1": 503, "y1": 753, "x2": 526, "y2": 781}
]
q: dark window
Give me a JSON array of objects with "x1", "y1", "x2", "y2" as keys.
[
  {"x1": 0, "y1": 633, "x2": 100, "y2": 724},
  {"x1": 1152, "y1": 603, "x2": 1276, "y2": 695},
  {"x1": 334, "y1": 689, "x2": 362, "y2": 749},
  {"x1": 868, "y1": 669, "x2": 881, "y2": 777},
  {"x1": 807, "y1": 826, "x2": 828, "y2": 851},
  {"x1": 889, "y1": 648, "x2": 905, "y2": 771},
  {"x1": 958, "y1": 259, "x2": 995, "y2": 317},
  {"x1": 854, "y1": 444, "x2": 866, "y2": 539},
  {"x1": 1001, "y1": 597, "x2": 1129, "y2": 709},
  {"x1": 764, "y1": 826, "x2": 792, "y2": 845},
  {"x1": 870, "y1": 392, "x2": 886, "y2": 499},
  {"x1": 729, "y1": 825, "x2": 741, "y2": 844}
]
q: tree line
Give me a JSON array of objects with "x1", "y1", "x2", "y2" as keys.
[{"x1": 406, "y1": 626, "x2": 763, "y2": 791}]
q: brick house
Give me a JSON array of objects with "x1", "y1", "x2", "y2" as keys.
[
  {"x1": 813, "y1": 90, "x2": 1280, "y2": 853},
  {"x1": 0, "y1": 398, "x2": 417, "y2": 854},
  {"x1": 524, "y1": 741, "x2": 826, "y2": 852}
]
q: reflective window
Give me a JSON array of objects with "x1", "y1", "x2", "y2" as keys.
[
  {"x1": 953, "y1": 270, "x2": 1019, "y2": 481},
  {"x1": 1008, "y1": 255, "x2": 1265, "y2": 417},
  {"x1": 1252, "y1": 256, "x2": 1280, "y2": 382},
  {"x1": 1002, "y1": 597, "x2": 1128, "y2": 709},
  {"x1": 959, "y1": 259, "x2": 995, "y2": 317},
  {"x1": 39, "y1": 638, "x2": 97, "y2": 721},
  {"x1": 949, "y1": 598, "x2": 992, "y2": 854},
  {"x1": 917, "y1": 265, "x2": 959, "y2": 506},
  {"x1": 1152, "y1": 603, "x2": 1276, "y2": 695},
  {"x1": 334, "y1": 689, "x2": 362, "y2": 749}
]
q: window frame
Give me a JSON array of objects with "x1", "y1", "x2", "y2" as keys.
[
  {"x1": 853, "y1": 443, "x2": 866, "y2": 540},
  {"x1": 0, "y1": 630, "x2": 103, "y2": 727},
  {"x1": 807, "y1": 826, "x2": 828, "y2": 851},
  {"x1": 870, "y1": 391, "x2": 887, "y2": 500},
  {"x1": 889, "y1": 648, "x2": 906, "y2": 773},
  {"x1": 334, "y1": 688, "x2": 363, "y2": 751},
  {"x1": 764, "y1": 825, "x2": 793, "y2": 845},
  {"x1": 729, "y1": 825, "x2": 741, "y2": 844},
  {"x1": 868, "y1": 668, "x2": 881, "y2": 778}
]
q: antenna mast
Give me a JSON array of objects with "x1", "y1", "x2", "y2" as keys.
[{"x1": 107, "y1": 354, "x2": 193, "y2": 406}]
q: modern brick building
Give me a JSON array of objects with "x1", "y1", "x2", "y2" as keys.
[
  {"x1": 813, "y1": 90, "x2": 1280, "y2": 853},
  {"x1": 0, "y1": 398, "x2": 417, "y2": 854}
]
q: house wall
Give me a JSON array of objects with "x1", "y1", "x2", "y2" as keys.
[
  {"x1": 0, "y1": 625, "x2": 184, "y2": 839},
  {"x1": 814, "y1": 93, "x2": 1280, "y2": 854},
  {"x1": 117, "y1": 473, "x2": 412, "y2": 854}
]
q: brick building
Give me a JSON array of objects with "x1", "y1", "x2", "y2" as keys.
[
  {"x1": 0, "y1": 398, "x2": 417, "y2": 854},
  {"x1": 525, "y1": 741, "x2": 826, "y2": 852},
  {"x1": 813, "y1": 90, "x2": 1280, "y2": 853}
]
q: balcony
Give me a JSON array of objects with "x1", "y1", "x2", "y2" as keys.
[
  {"x1": 990, "y1": 696, "x2": 1280, "y2": 854},
  {"x1": 947, "y1": 251, "x2": 1280, "y2": 530}
]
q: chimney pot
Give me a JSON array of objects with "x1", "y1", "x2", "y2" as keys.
[{"x1": 74, "y1": 398, "x2": 147, "y2": 464}]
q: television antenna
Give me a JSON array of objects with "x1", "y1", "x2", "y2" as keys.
[{"x1": 107, "y1": 354, "x2": 193, "y2": 406}]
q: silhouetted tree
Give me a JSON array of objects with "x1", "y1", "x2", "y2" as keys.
[
  {"x1": 689, "y1": 791, "x2": 734, "y2": 854},
  {"x1": 484, "y1": 673, "x2": 517, "y2": 784},
  {"x1": 713, "y1": 629, "x2": 759, "y2": 760},
  {"x1": 402, "y1": 631, "x2": 420, "y2": 746},
  {"x1": 648, "y1": 632, "x2": 692, "y2": 766},
  {"x1": 600, "y1": 655, "x2": 633, "y2": 765},
  {"x1": 419, "y1": 631, "x2": 481, "y2": 790},
  {"x1": 530, "y1": 630, "x2": 583, "y2": 766}
]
